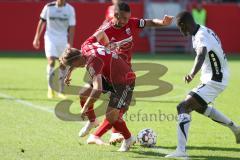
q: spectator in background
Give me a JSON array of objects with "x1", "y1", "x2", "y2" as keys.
[
  {"x1": 33, "y1": 0, "x2": 76, "y2": 99},
  {"x1": 192, "y1": 1, "x2": 207, "y2": 26}
]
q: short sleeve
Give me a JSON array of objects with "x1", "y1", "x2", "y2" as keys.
[
  {"x1": 87, "y1": 57, "x2": 104, "y2": 78},
  {"x1": 130, "y1": 18, "x2": 145, "y2": 29},
  {"x1": 195, "y1": 35, "x2": 210, "y2": 54},
  {"x1": 40, "y1": 5, "x2": 48, "y2": 21},
  {"x1": 69, "y1": 6, "x2": 76, "y2": 26}
]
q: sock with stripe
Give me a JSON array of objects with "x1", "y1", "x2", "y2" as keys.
[
  {"x1": 59, "y1": 68, "x2": 67, "y2": 93},
  {"x1": 177, "y1": 113, "x2": 191, "y2": 152},
  {"x1": 112, "y1": 118, "x2": 131, "y2": 139},
  {"x1": 112, "y1": 108, "x2": 125, "y2": 133},
  {"x1": 94, "y1": 118, "x2": 112, "y2": 137},
  {"x1": 204, "y1": 106, "x2": 238, "y2": 132},
  {"x1": 47, "y1": 64, "x2": 54, "y2": 89}
]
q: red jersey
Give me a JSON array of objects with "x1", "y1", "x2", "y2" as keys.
[
  {"x1": 81, "y1": 37, "x2": 135, "y2": 85},
  {"x1": 99, "y1": 18, "x2": 146, "y2": 65}
]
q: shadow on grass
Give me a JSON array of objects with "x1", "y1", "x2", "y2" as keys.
[
  {"x1": 110, "y1": 146, "x2": 165, "y2": 159},
  {"x1": 190, "y1": 155, "x2": 240, "y2": 160},
  {"x1": 130, "y1": 145, "x2": 240, "y2": 160},
  {"x1": 130, "y1": 151, "x2": 165, "y2": 159},
  {"x1": 160, "y1": 146, "x2": 240, "y2": 152}
]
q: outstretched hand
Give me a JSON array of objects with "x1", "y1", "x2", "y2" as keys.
[
  {"x1": 80, "y1": 106, "x2": 88, "y2": 120},
  {"x1": 184, "y1": 74, "x2": 194, "y2": 84},
  {"x1": 162, "y1": 15, "x2": 174, "y2": 26},
  {"x1": 64, "y1": 77, "x2": 72, "y2": 86},
  {"x1": 63, "y1": 67, "x2": 74, "y2": 86}
]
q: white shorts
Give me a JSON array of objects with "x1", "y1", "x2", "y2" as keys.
[
  {"x1": 189, "y1": 83, "x2": 226, "y2": 105},
  {"x1": 44, "y1": 37, "x2": 67, "y2": 58}
]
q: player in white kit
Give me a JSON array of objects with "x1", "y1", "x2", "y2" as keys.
[
  {"x1": 33, "y1": 0, "x2": 76, "y2": 99},
  {"x1": 165, "y1": 11, "x2": 240, "y2": 158}
]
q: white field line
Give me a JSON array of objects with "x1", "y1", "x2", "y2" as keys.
[
  {"x1": 0, "y1": 93, "x2": 177, "y2": 153},
  {"x1": 0, "y1": 92, "x2": 86, "y2": 124},
  {"x1": 0, "y1": 92, "x2": 54, "y2": 113}
]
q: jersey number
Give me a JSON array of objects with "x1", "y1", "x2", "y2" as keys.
[{"x1": 92, "y1": 43, "x2": 111, "y2": 56}]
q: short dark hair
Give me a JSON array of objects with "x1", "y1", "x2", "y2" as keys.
[
  {"x1": 176, "y1": 11, "x2": 195, "y2": 25},
  {"x1": 115, "y1": 2, "x2": 131, "y2": 13},
  {"x1": 60, "y1": 48, "x2": 81, "y2": 66}
]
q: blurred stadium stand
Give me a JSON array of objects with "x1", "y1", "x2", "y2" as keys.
[
  {"x1": 1, "y1": 0, "x2": 239, "y2": 2},
  {"x1": 0, "y1": 0, "x2": 239, "y2": 53},
  {"x1": 144, "y1": 0, "x2": 192, "y2": 53}
]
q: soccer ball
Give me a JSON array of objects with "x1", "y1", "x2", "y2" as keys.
[{"x1": 137, "y1": 128, "x2": 157, "y2": 147}]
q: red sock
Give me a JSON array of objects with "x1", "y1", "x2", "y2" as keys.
[
  {"x1": 112, "y1": 119, "x2": 131, "y2": 139},
  {"x1": 94, "y1": 118, "x2": 112, "y2": 137},
  {"x1": 80, "y1": 99, "x2": 96, "y2": 122},
  {"x1": 112, "y1": 108, "x2": 125, "y2": 133}
]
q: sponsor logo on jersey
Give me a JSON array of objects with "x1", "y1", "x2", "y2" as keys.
[
  {"x1": 111, "y1": 37, "x2": 116, "y2": 42},
  {"x1": 126, "y1": 28, "x2": 131, "y2": 35},
  {"x1": 115, "y1": 36, "x2": 133, "y2": 47},
  {"x1": 49, "y1": 17, "x2": 68, "y2": 21},
  {"x1": 56, "y1": 9, "x2": 62, "y2": 13},
  {"x1": 114, "y1": 36, "x2": 133, "y2": 51}
]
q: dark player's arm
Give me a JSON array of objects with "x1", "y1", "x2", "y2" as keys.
[
  {"x1": 190, "y1": 46, "x2": 207, "y2": 77},
  {"x1": 82, "y1": 74, "x2": 103, "y2": 112},
  {"x1": 68, "y1": 25, "x2": 75, "y2": 48}
]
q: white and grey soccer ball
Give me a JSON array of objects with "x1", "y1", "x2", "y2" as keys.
[{"x1": 137, "y1": 128, "x2": 157, "y2": 147}]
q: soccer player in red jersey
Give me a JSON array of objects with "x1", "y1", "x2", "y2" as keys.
[
  {"x1": 60, "y1": 37, "x2": 136, "y2": 151},
  {"x1": 79, "y1": 2, "x2": 174, "y2": 144}
]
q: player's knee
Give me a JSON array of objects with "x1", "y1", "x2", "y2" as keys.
[
  {"x1": 79, "y1": 96, "x2": 86, "y2": 102},
  {"x1": 79, "y1": 89, "x2": 89, "y2": 98},
  {"x1": 59, "y1": 63, "x2": 65, "y2": 70},
  {"x1": 79, "y1": 84, "x2": 92, "y2": 98},
  {"x1": 177, "y1": 100, "x2": 191, "y2": 114},
  {"x1": 106, "y1": 110, "x2": 119, "y2": 124},
  {"x1": 106, "y1": 115, "x2": 112, "y2": 123},
  {"x1": 79, "y1": 90, "x2": 85, "y2": 98},
  {"x1": 177, "y1": 101, "x2": 185, "y2": 113},
  {"x1": 48, "y1": 59, "x2": 55, "y2": 67},
  {"x1": 195, "y1": 105, "x2": 208, "y2": 114},
  {"x1": 106, "y1": 115, "x2": 118, "y2": 124}
]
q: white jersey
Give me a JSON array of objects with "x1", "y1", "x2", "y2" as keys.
[
  {"x1": 192, "y1": 25, "x2": 229, "y2": 86},
  {"x1": 40, "y1": 1, "x2": 76, "y2": 41}
]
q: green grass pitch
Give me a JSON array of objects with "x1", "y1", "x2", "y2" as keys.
[{"x1": 0, "y1": 53, "x2": 240, "y2": 160}]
